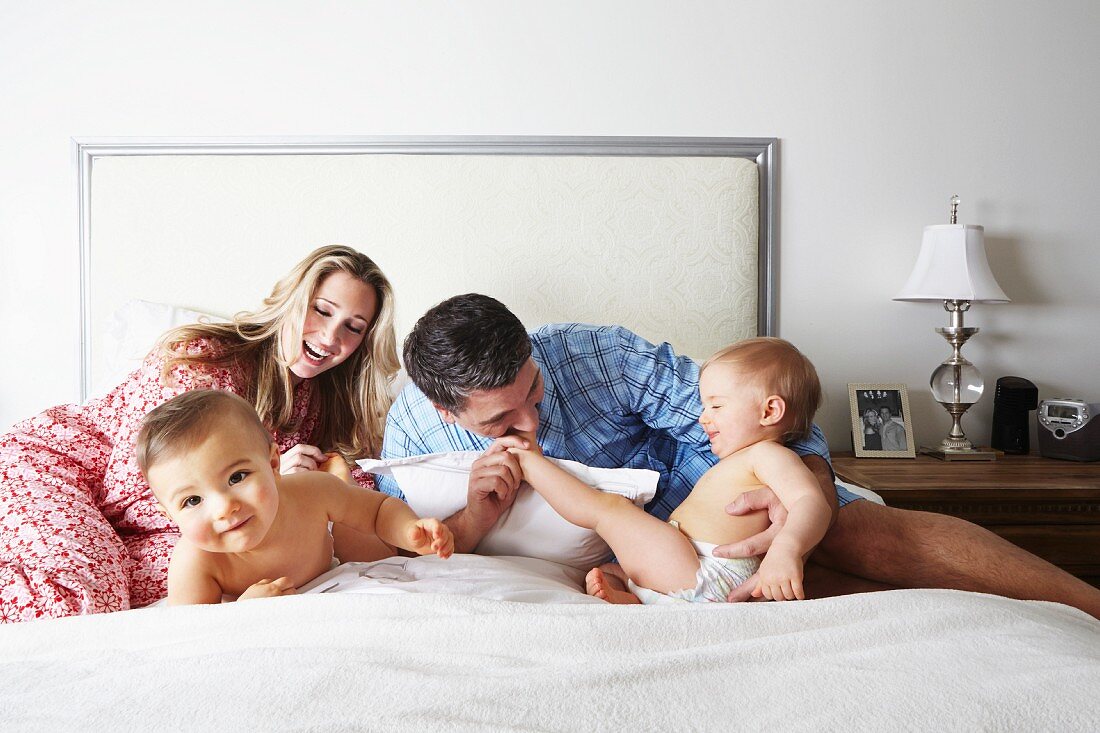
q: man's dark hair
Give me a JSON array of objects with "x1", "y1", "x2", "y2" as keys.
[{"x1": 403, "y1": 293, "x2": 532, "y2": 413}]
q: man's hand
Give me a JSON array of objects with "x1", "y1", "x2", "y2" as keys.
[
  {"x1": 238, "y1": 577, "x2": 297, "y2": 600},
  {"x1": 712, "y1": 487, "x2": 789, "y2": 560},
  {"x1": 715, "y1": 487, "x2": 789, "y2": 604},
  {"x1": 407, "y1": 518, "x2": 455, "y2": 559},
  {"x1": 445, "y1": 434, "x2": 532, "y2": 552},
  {"x1": 463, "y1": 435, "x2": 530, "y2": 533}
]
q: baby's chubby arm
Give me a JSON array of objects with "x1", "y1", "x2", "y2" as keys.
[
  {"x1": 315, "y1": 472, "x2": 454, "y2": 559},
  {"x1": 165, "y1": 543, "x2": 226, "y2": 606},
  {"x1": 167, "y1": 541, "x2": 298, "y2": 604},
  {"x1": 747, "y1": 441, "x2": 832, "y2": 601}
]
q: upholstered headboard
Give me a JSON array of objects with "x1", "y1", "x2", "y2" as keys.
[{"x1": 76, "y1": 137, "x2": 776, "y2": 400}]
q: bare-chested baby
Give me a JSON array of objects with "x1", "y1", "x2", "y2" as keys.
[
  {"x1": 509, "y1": 337, "x2": 830, "y2": 604},
  {"x1": 137, "y1": 389, "x2": 453, "y2": 605}
]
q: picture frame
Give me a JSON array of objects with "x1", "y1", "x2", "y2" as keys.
[{"x1": 848, "y1": 383, "x2": 917, "y2": 458}]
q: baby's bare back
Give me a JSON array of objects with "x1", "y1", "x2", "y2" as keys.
[{"x1": 667, "y1": 447, "x2": 771, "y2": 547}]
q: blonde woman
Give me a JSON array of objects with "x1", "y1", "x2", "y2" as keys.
[{"x1": 0, "y1": 245, "x2": 400, "y2": 623}]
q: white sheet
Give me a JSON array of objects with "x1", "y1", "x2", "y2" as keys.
[
  {"x1": 299, "y1": 554, "x2": 603, "y2": 605},
  {"x1": 1, "y1": 554, "x2": 1098, "y2": 731}
]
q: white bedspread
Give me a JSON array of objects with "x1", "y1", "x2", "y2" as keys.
[{"x1": 2, "y1": 555, "x2": 1098, "y2": 731}]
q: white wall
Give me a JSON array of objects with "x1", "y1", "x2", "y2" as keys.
[{"x1": 2, "y1": 0, "x2": 1098, "y2": 453}]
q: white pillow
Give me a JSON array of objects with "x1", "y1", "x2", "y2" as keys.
[
  {"x1": 358, "y1": 452, "x2": 658, "y2": 570},
  {"x1": 91, "y1": 299, "x2": 223, "y2": 399}
]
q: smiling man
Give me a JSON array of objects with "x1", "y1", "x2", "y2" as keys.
[
  {"x1": 377, "y1": 293, "x2": 1100, "y2": 617},
  {"x1": 377, "y1": 293, "x2": 842, "y2": 555}
]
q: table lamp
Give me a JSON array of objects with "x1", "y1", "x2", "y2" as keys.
[{"x1": 893, "y1": 195, "x2": 1010, "y2": 460}]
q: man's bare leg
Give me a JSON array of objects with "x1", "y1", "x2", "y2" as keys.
[
  {"x1": 813, "y1": 500, "x2": 1100, "y2": 618},
  {"x1": 585, "y1": 562, "x2": 641, "y2": 604},
  {"x1": 801, "y1": 561, "x2": 895, "y2": 598}
]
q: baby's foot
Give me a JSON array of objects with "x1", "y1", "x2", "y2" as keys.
[{"x1": 585, "y1": 564, "x2": 641, "y2": 605}]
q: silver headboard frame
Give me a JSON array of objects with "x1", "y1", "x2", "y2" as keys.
[{"x1": 74, "y1": 135, "x2": 778, "y2": 401}]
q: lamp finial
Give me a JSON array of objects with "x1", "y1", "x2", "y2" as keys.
[{"x1": 950, "y1": 194, "x2": 960, "y2": 224}]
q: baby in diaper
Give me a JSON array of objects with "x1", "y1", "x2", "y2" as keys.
[{"x1": 508, "y1": 337, "x2": 831, "y2": 604}]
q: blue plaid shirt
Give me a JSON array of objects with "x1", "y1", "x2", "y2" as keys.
[{"x1": 378, "y1": 324, "x2": 833, "y2": 520}]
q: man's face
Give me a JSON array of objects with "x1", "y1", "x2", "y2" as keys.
[
  {"x1": 879, "y1": 407, "x2": 891, "y2": 423},
  {"x1": 436, "y1": 359, "x2": 544, "y2": 439}
]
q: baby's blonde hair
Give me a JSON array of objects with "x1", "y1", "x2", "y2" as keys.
[
  {"x1": 136, "y1": 389, "x2": 271, "y2": 479},
  {"x1": 702, "y1": 337, "x2": 822, "y2": 442}
]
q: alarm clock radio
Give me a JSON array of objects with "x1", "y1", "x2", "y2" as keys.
[{"x1": 1037, "y1": 398, "x2": 1100, "y2": 462}]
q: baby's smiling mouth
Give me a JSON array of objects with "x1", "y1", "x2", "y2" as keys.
[{"x1": 224, "y1": 516, "x2": 252, "y2": 533}]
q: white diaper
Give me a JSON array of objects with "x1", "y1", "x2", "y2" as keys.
[{"x1": 627, "y1": 522, "x2": 760, "y2": 604}]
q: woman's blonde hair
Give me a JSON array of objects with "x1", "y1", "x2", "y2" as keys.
[
  {"x1": 702, "y1": 337, "x2": 822, "y2": 443},
  {"x1": 158, "y1": 245, "x2": 400, "y2": 459}
]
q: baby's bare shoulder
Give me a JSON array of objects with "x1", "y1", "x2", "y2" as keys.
[
  {"x1": 168, "y1": 537, "x2": 217, "y2": 575},
  {"x1": 744, "y1": 439, "x2": 796, "y2": 458},
  {"x1": 280, "y1": 470, "x2": 346, "y2": 499},
  {"x1": 278, "y1": 471, "x2": 354, "y2": 521}
]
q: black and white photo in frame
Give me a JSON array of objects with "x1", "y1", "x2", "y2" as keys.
[{"x1": 847, "y1": 383, "x2": 916, "y2": 458}]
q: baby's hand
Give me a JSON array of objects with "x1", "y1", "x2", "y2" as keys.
[
  {"x1": 408, "y1": 518, "x2": 454, "y2": 559},
  {"x1": 318, "y1": 453, "x2": 354, "y2": 484},
  {"x1": 751, "y1": 549, "x2": 805, "y2": 601},
  {"x1": 238, "y1": 576, "x2": 297, "y2": 601}
]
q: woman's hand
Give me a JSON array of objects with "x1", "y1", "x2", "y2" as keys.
[
  {"x1": 318, "y1": 453, "x2": 353, "y2": 484},
  {"x1": 280, "y1": 443, "x2": 328, "y2": 474}
]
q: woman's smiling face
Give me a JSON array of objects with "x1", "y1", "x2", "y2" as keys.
[{"x1": 282, "y1": 271, "x2": 378, "y2": 382}]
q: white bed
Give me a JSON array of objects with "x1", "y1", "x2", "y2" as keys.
[
  {"x1": 2, "y1": 555, "x2": 1098, "y2": 730},
  {"x1": 4, "y1": 136, "x2": 1095, "y2": 729}
]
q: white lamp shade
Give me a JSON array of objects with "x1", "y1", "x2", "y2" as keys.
[{"x1": 893, "y1": 224, "x2": 1010, "y2": 303}]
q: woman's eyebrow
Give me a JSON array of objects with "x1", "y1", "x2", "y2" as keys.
[{"x1": 317, "y1": 297, "x2": 369, "y2": 323}]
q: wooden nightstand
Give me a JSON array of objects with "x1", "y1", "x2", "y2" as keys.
[{"x1": 832, "y1": 453, "x2": 1100, "y2": 588}]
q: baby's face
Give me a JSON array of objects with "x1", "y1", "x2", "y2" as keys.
[
  {"x1": 697, "y1": 363, "x2": 769, "y2": 459},
  {"x1": 148, "y1": 417, "x2": 280, "y2": 554}
]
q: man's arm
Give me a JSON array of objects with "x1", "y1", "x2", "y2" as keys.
[
  {"x1": 444, "y1": 435, "x2": 529, "y2": 553},
  {"x1": 803, "y1": 454, "x2": 840, "y2": 530}
]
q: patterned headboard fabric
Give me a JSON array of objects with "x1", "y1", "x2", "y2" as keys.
[{"x1": 78, "y1": 137, "x2": 775, "y2": 399}]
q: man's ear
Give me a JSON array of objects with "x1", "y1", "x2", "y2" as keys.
[
  {"x1": 432, "y1": 403, "x2": 457, "y2": 425},
  {"x1": 269, "y1": 442, "x2": 281, "y2": 472},
  {"x1": 760, "y1": 395, "x2": 787, "y2": 427}
]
